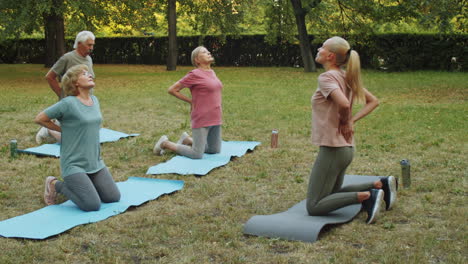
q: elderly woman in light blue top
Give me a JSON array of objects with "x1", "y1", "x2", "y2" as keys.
[{"x1": 35, "y1": 64, "x2": 120, "y2": 211}]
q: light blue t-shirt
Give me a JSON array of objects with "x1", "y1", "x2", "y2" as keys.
[{"x1": 44, "y1": 95, "x2": 105, "y2": 177}]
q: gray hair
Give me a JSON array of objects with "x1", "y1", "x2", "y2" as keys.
[
  {"x1": 62, "y1": 64, "x2": 89, "y2": 96},
  {"x1": 73, "y1": 31, "x2": 95, "y2": 49},
  {"x1": 191, "y1": 46, "x2": 206, "y2": 67}
]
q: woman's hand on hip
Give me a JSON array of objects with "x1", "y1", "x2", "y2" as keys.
[{"x1": 338, "y1": 121, "x2": 354, "y2": 143}]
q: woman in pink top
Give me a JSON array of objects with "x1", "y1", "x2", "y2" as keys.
[
  {"x1": 153, "y1": 46, "x2": 223, "y2": 159},
  {"x1": 307, "y1": 37, "x2": 397, "y2": 224}
]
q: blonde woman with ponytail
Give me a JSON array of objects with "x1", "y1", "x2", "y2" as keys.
[{"x1": 306, "y1": 36, "x2": 397, "y2": 224}]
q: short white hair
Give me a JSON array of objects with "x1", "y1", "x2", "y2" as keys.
[
  {"x1": 73, "y1": 31, "x2": 95, "y2": 49},
  {"x1": 191, "y1": 46, "x2": 206, "y2": 67}
]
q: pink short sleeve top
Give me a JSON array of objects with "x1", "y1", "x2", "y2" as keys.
[
  {"x1": 179, "y1": 69, "x2": 223, "y2": 129},
  {"x1": 311, "y1": 70, "x2": 354, "y2": 147}
]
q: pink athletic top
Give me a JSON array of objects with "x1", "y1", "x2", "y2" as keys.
[
  {"x1": 179, "y1": 69, "x2": 223, "y2": 129},
  {"x1": 311, "y1": 70, "x2": 354, "y2": 147}
]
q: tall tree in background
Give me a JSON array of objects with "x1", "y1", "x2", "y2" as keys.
[
  {"x1": 0, "y1": 0, "x2": 65, "y2": 66},
  {"x1": 263, "y1": 0, "x2": 322, "y2": 72},
  {"x1": 264, "y1": 0, "x2": 467, "y2": 72},
  {"x1": 2, "y1": 0, "x2": 464, "y2": 69},
  {"x1": 1, "y1": 0, "x2": 250, "y2": 69},
  {"x1": 167, "y1": 0, "x2": 177, "y2": 71},
  {"x1": 290, "y1": 0, "x2": 321, "y2": 72},
  {"x1": 0, "y1": 0, "x2": 162, "y2": 67},
  {"x1": 166, "y1": 0, "x2": 251, "y2": 68},
  {"x1": 43, "y1": 0, "x2": 65, "y2": 67}
]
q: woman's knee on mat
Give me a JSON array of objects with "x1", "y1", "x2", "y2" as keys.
[
  {"x1": 306, "y1": 198, "x2": 321, "y2": 216},
  {"x1": 190, "y1": 152, "x2": 204, "y2": 159},
  {"x1": 307, "y1": 200, "x2": 341, "y2": 216},
  {"x1": 177, "y1": 145, "x2": 204, "y2": 159},
  {"x1": 205, "y1": 147, "x2": 220, "y2": 154},
  {"x1": 307, "y1": 204, "x2": 328, "y2": 216},
  {"x1": 79, "y1": 198, "x2": 101, "y2": 212},
  {"x1": 181, "y1": 149, "x2": 204, "y2": 159},
  {"x1": 205, "y1": 141, "x2": 221, "y2": 154},
  {"x1": 100, "y1": 190, "x2": 121, "y2": 203}
]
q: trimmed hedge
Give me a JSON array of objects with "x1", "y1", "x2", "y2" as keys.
[
  {"x1": 85, "y1": 35, "x2": 304, "y2": 67},
  {"x1": 0, "y1": 34, "x2": 466, "y2": 71},
  {"x1": 346, "y1": 34, "x2": 467, "y2": 71}
]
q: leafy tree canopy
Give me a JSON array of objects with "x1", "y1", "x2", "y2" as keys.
[
  {"x1": 261, "y1": 0, "x2": 466, "y2": 44},
  {"x1": 0, "y1": 0, "x2": 465, "y2": 40}
]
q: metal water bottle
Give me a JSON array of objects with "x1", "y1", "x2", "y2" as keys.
[
  {"x1": 400, "y1": 159, "x2": 411, "y2": 188},
  {"x1": 271, "y1": 129, "x2": 279, "y2": 148},
  {"x1": 10, "y1": 139, "x2": 18, "y2": 158}
]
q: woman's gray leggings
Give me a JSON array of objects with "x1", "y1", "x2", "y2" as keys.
[
  {"x1": 176, "y1": 125, "x2": 221, "y2": 159},
  {"x1": 306, "y1": 146, "x2": 373, "y2": 215},
  {"x1": 55, "y1": 167, "x2": 121, "y2": 211}
]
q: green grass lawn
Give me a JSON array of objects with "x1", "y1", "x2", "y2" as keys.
[{"x1": 0, "y1": 64, "x2": 466, "y2": 263}]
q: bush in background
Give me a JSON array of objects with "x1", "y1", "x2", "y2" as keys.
[{"x1": 0, "y1": 34, "x2": 466, "y2": 71}]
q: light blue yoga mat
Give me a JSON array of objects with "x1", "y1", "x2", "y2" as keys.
[
  {"x1": 18, "y1": 128, "x2": 139, "y2": 157},
  {"x1": 0, "y1": 177, "x2": 183, "y2": 239},
  {"x1": 243, "y1": 175, "x2": 385, "y2": 243},
  {"x1": 146, "y1": 140, "x2": 261, "y2": 175},
  {"x1": 99, "y1": 128, "x2": 139, "y2": 143}
]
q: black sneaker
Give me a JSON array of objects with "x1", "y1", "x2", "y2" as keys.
[
  {"x1": 362, "y1": 189, "x2": 384, "y2": 224},
  {"x1": 381, "y1": 176, "x2": 397, "y2": 210}
]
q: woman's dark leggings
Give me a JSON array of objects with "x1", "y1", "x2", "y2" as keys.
[
  {"x1": 306, "y1": 146, "x2": 373, "y2": 215},
  {"x1": 55, "y1": 167, "x2": 121, "y2": 211}
]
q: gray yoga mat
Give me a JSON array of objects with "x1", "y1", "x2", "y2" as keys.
[{"x1": 243, "y1": 175, "x2": 382, "y2": 243}]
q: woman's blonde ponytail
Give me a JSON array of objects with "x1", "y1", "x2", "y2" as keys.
[
  {"x1": 345, "y1": 50, "x2": 365, "y2": 103},
  {"x1": 328, "y1": 36, "x2": 365, "y2": 103}
]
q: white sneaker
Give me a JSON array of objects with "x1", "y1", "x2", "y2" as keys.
[
  {"x1": 36, "y1": 127, "x2": 51, "y2": 144},
  {"x1": 51, "y1": 119, "x2": 60, "y2": 126},
  {"x1": 176, "y1": 132, "x2": 190, "y2": 145},
  {"x1": 153, "y1": 135, "x2": 168, "y2": 155}
]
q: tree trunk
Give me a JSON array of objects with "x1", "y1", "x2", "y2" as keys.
[
  {"x1": 43, "y1": 0, "x2": 65, "y2": 67},
  {"x1": 44, "y1": 14, "x2": 57, "y2": 68},
  {"x1": 55, "y1": 15, "x2": 65, "y2": 57},
  {"x1": 290, "y1": 0, "x2": 316, "y2": 72},
  {"x1": 167, "y1": 0, "x2": 177, "y2": 71}
]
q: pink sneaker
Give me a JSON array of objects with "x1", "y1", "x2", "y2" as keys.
[{"x1": 44, "y1": 176, "x2": 57, "y2": 205}]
